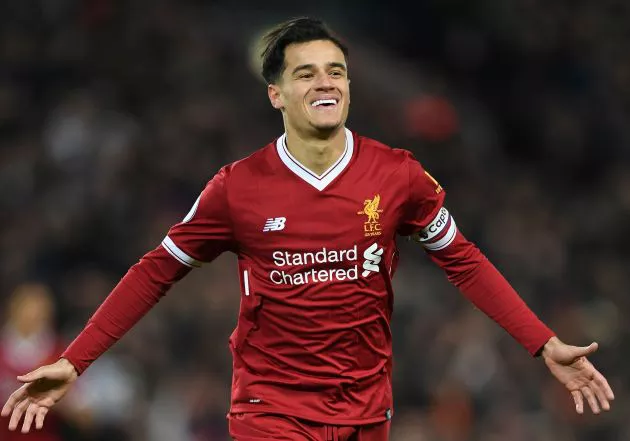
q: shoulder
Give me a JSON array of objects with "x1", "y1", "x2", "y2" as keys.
[
  {"x1": 354, "y1": 132, "x2": 420, "y2": 170},
  {"x1": 218, "y1": 140, "x2": 278, "y2": 184}
]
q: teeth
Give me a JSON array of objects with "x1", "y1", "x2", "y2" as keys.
[{"x1": 311, "y1": 99, "x2": 338, "y2": 107}]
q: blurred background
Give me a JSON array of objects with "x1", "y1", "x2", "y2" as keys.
[{"x1": 0, "y1": 0, "x2": 628, "y2": 440}]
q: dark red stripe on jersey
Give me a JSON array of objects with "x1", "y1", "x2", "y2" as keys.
[
  {"x1": 422, "y1": 214, "x2": 454, "y2": 250},
  {"x1": 161, "y1": 239, "x2": 192, "y2": 267}
]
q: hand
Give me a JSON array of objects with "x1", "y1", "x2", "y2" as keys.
[
  {"x1": 542, "y1": 336, "x2": 614, "y2": 415},
  {"x1": 1, "y1": 358, "x2": 78, "y2": 433}
]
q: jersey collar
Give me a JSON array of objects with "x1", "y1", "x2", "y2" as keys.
[{"x1": 276, "y1": 127, "x2": 354, "y2": 191}]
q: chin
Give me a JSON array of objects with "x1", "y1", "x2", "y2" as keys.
[{"x1": 311, "y1": 119, "x2": 343, "y2": 132}]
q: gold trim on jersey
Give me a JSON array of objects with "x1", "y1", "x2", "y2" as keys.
[{"x1": 424, "y1": 171, "x2": 443, "y2": 194}]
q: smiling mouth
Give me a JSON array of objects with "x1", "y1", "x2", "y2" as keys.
[{"x1": 311, "y1": 98, "x2": 338, "y2": 108}]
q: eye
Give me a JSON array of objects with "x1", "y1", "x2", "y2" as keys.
[
  {"x1": 329, "y1": 70, "x2": 344, "y2": 78},
  {"x1": 298, "y1": 73, "x2": 314, "y2": 79}
]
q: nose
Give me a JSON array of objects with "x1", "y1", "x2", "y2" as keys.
[{"x1": 314, "y1": 72, "x2": 334, "y2": 90}]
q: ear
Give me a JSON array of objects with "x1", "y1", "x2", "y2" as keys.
[
  {"x1": 268, "y1": 84, "x2": 284, "y2": 110},
  {"x1": 347, "y1": 79, "x2": 351, "y2": 104}
]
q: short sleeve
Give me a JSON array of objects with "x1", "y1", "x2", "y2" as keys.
[{"x1": 161, "y1": 167, "x2": 234, "y2": 267}]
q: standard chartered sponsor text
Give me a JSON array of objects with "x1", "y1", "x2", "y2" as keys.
[{"x1": 270, "y1": 246, "x2": 359, "y2": 285}]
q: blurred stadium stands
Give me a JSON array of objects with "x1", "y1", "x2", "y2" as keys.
[{"x1": 1, "y1": 1, "x2": 629, "y2": 440}]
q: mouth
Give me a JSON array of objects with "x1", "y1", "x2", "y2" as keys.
[{"x1": 310, "y1": 98, "x2": 339, "y2": 110}]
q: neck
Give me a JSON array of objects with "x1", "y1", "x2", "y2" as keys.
[{"x1": 284, "y1": 127, "x2": 346, "y2": 176}]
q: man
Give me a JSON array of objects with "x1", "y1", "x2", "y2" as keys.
[{"x1": 2, "y1": 17, "x2": 614, "y2": 440}]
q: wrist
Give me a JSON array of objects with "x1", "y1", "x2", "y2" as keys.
[
  {"x1": 59, "y1": 357, "x2": 79, "y2": 380},
  {"x1": 541, "y1": 336, "x2": 561, "y2": 360}
]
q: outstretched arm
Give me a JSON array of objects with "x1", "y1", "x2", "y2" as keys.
[
  {"x1": 1, "y1": 245, "x2": 191, "y2": 433},
  {"x1": 2, "y1": 167, "x2": 235, "y2": 432},
  {"x1": 62, "y1": 245, "x2": 191, "y2": 373},
  {"x1": 423, "y1": 221, "x2": 614, "y2": 414},
  {"x1": 398, "y1": 153, "x2": 614, "y2": 414}
]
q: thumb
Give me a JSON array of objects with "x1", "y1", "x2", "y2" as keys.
[
  {"x1": 571, "y1": 342, "x2": 599, "y2": 358},
  {"x1": 17, "y1": 366, "x2": 47, "y2": 383}
]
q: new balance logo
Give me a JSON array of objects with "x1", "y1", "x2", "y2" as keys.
[
  {"x1": 263, "y1": 217, "x2": 286, "y2": 232},
  {"x1": 362, "y1": 242, "x2": 383, "y2": 277}
]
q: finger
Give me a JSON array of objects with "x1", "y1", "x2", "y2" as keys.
[
  {"x1": 581, "y1": 386, "x2": 600, "y2": 414},
  {"x1": 1, "y1": 400, "x2": 12, "y2": 418},
  {"x1": 571, "y1": 342, "x2": 599, "y2": 358},
  {"x1": 21, "y1": 403, "x2": 38, "y2": 434},
  {"x1": 589, "y1": 381, "x2": 610, "y2": 411},
  {"x1": 572, "y1": 390, "x2": 584, "y2": 414},
  {"x1": 8, "y1": 399, "x2": 29, "y2": 431},
  {"x1": 1, "y1": 385, "x2": 28, "y2": 417},
  {"x1": 593, "y1": 371, "x2": 615, "y2": 401},
  {"x1": 35, "y1": 408, "x2": 48, "y2": 430}
]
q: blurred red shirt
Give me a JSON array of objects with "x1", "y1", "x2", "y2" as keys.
[{"x1": 0, "y1": 328, "x2": 65, "y2": 441}]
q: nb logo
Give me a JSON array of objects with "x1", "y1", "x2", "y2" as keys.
[
  {"x1": 263, "y1": 217, "x2": 286, "y2": 232},
  {"x1": 362, "y1": 242, "x2": 383, "y2": 277}
]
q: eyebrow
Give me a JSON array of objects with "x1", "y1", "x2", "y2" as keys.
[{"x1": 291, "y1": 62, "x2": 347, "y2": 75}]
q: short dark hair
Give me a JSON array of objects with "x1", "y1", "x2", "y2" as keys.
[{"x1": 260, "y1": 17, "x2": 349, "y2": 84}]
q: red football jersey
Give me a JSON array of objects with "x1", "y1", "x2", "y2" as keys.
[
  {"x1": 63, "y1": 127, "x2": 554, "y2": 427},
  {"x1": 162, "y1": 128, "x2": 445, "y2": 424}
]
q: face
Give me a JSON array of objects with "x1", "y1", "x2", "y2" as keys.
[
  {"x1": 8, "y1": 285, "x2": 54, "y2": 336},
  {"x1": 268, "y1": 39, "x2": 350, "y2": 136}
]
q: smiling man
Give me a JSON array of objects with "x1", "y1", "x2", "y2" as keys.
[{"x1": 2, "y1": 17, "x2": 615, "y2": 441}]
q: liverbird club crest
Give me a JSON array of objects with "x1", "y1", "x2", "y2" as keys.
[{"x1": 357, "y1": 194, "x2": 383, "y2": 237}]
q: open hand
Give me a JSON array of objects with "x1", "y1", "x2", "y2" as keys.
[
  {"x1": 542, "y1": 337, "x2": 614, "y2": 414},
  {"x1": 1, "y1": 358, "x2": 78, "y2": 433}
]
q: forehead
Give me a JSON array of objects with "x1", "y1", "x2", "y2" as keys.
[{"x1": 283, "y1": 39, "x2": 346, "y2": 69}]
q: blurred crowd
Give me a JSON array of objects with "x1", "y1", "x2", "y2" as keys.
[{"x1": 1, "y1": 1, "x2": 629, "y2": 440}]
